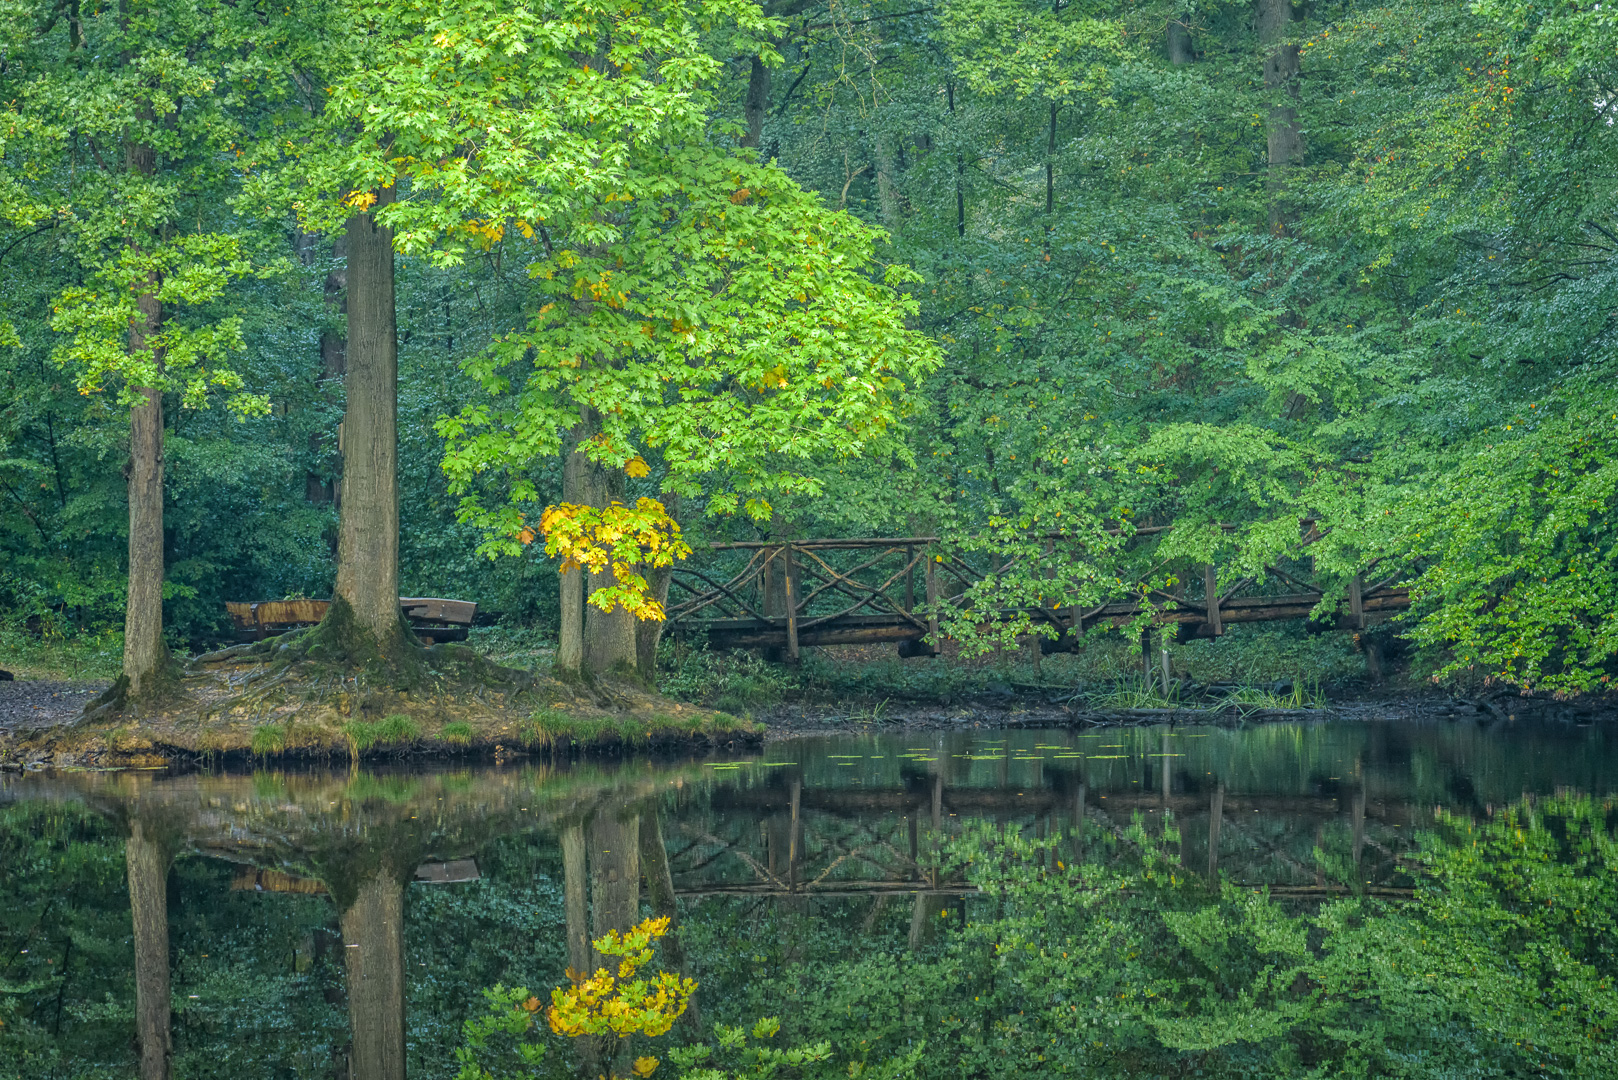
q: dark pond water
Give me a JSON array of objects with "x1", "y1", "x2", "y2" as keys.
[{"x1": 3, "y1": 716, "x2": 1616, "y2": 1079}]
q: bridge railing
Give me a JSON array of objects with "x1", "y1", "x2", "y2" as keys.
[
  {"x1": 666, "y1": 528, "x2": 1409, "y2": 658},
  {"x1": 667, "y1": 539, "x2": 941, "y2": 659}
]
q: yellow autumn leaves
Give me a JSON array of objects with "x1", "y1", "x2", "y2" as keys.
[{"x1": 529, "y1": 496, "x2": 691, "y2": 620}]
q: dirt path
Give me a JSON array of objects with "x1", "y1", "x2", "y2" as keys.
[{"x1": 0, "y1": 678, "x2": 107, "y2": 735}]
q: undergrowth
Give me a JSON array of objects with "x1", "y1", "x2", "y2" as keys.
[
  {"x1": 656, "y1": 622, "x2": 1370, "y2": 709},
  {"x1": 0, "y1": 625, "x2": 123, "y2": 680}
]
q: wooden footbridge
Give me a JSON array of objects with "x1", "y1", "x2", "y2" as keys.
[{"x1": 665, "y1": 528, "x2": 1409, "y2": 660}]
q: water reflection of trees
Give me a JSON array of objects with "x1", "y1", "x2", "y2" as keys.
[
  {"x1": 1, "y1": 763, "x2": 709, "y2": 1079},
  {"x1": 2, "y1": 734, "x2": 1614, "y2": 1079}
]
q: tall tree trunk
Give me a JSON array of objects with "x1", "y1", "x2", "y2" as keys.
[
  {"x1": 122, "y1": 133, "x2": 168, "y2": 703},
  {"x1": 339, "y1": 871, "x2": 407, "y2": 1080},
  {"x1": 1044, "y1": 103, "x2": 1057, "y2": 215},
  {"x1": 556, "y1": 411, "x2": 637, "y2": 677},
  {"x1": 742, "y1": 55, "x2": 771, "y2": 151},
  {"x1": 635, "y1": 492, "x2": 680, "y2": 681},
  {"x1": 333, "y1": 187, "x2": 405, "y2": 647},
  {"x1": 1167, "y1": 11, "x2": 1194, "y2": 64},
  {"x1": 555, "y1": 442, "x2": 588, "y2": 677},
  {"x1": 126, "y1": 821, "x2": 171, "y2": 1080},
  {"x1": 584, "y1": 469, "x2": 636, "y2": 675},
  {"x1": 947, "y1": 80, "x2": 965, "y2": 237},
  {"x1": 1257, "y1": 0, "x2": 1303, "y2": 234},
  {"x1": 874, "y1": 133, "x2": 901, "y2": 232}
]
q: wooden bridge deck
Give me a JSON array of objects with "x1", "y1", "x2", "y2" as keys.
[{"x1": 666, "y1": 532, "x2": 1408, "y2": 659}]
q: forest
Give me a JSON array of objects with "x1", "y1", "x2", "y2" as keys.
[{"x1": 1, "y1": 0, "x2": 1616, "y2": 705}]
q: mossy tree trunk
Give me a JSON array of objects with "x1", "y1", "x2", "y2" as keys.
[
  {"x1": 1257, "y1": 0, "x2": 1303, "y2": 234},
  {"x1": 339, "y1": 870, "x2": 407, "y2": 1080},
  {"x1": 556, "y1": 412, "x2": 637, "y2": 678},
  {"x1": 330, "y1": 186, "x2": 411, "y2": 659},
  {"x1": 126, "y1": 820, "x2": 172, "y2": 1080},
  {"x1": 122, "y1": 134, "x2": 171, "y2": 705},
  {"x1": 634, "y1": 492, "x2": 680, "y2": 682},
  {"x1": 1167, "y1": 10, "x2": 1194, "y2": 64}
]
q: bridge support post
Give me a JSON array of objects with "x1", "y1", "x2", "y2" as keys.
[
  {"x1": 904, "y1": 546, "x2": 915, "y2": 611},
  {"x1": 1141, "y1": 627, "x2": 1154, "y2": 690},
  {"x1": 784, "y1": 544, "x2": 799, "y2": 662},
  {"x1": 924, "y1": 553, "x2": 941, "y2": 656}
]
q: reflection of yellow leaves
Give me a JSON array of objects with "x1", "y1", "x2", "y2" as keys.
[
  {"x1": 632, "y1": 1056, "x2": 659, "y2": 1077},
  {"x1": 547, "y1": 918, "x2": 695, "y2": 1042},
  {"x1": 625, "y1": 455, "x2": 650, "y2": 478}
]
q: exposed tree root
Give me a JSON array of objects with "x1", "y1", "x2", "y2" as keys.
[{"x1": 4, "y1": 600, "x2": 753, "y2": 766}]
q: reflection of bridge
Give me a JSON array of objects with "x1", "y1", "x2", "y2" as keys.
[
  {"x1": 4, "y1": 761, "x2": 1429, "y2": 1077},
  {"x1": 666, "y1": 535, "x2": 1409, "y2": 660},
  {"x1": 669, "y1": 772, "x2": 1422, "y2": 919}
]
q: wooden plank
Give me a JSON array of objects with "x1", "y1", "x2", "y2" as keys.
[
  {"x1": 414, "y1": 858, "x2": 480, "y2": 884},
  {"x1": 251, "y1": 599, "x2": 331, "y2": 626},
  {"x1": 224, "y1": 603, "x2": 258, "y2": 638},
  {"x1": 709, "y1": 624, "x2": 925, "y2": 649},
  {"x1": 400, "y1": 597, "x2": 477, "y2": 625}
]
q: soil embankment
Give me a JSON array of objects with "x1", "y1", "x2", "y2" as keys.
[{"x1": 0, "y1": 644, "x2": 755, "y2": 769}]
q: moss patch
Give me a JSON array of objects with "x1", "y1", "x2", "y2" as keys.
[{"x1": 519, "y1": 706, "x2": 751, "y2": 752}]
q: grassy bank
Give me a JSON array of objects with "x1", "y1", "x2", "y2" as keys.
[{"x1": 239, "y1": 702, "x2": 757, "y2": 760}]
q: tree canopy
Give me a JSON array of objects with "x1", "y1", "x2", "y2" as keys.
[{"x1": 1, "y1": 0, "x2": 1614, "y2": 693}]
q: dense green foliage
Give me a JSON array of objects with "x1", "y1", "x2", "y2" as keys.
[{"x1": 2, "y1": 0, "x2": 1615, "y2": 691}]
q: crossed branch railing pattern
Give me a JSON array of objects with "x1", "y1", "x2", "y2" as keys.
[{"x1": 666, "y1": 531, "x2": 1409, "y2": 658}]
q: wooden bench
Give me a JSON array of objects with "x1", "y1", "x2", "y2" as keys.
[{"x1": 224, "y1": 597, "x2": 477, "y2": 644}]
